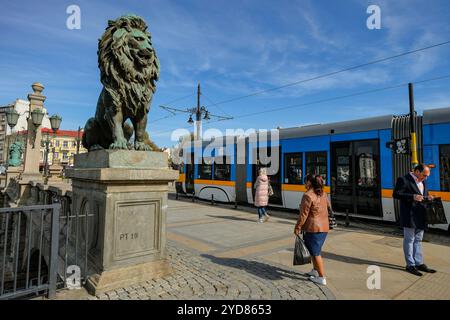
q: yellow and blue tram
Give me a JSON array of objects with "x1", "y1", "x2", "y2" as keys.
[{"x1": 175, "y1": 106, "x2": 450, "y2": 232}]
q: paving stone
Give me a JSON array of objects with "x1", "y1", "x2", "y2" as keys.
[{"x1": 84, "y1": 244, "x2": 330, "y2": 300}]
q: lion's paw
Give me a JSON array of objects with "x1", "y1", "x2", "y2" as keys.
[
  {"x1": 109, "y1": 139, "x2": 129, "y2": 150},
  {"x1": 135, "y1": 141, "x2": 152, "y2": 151}
]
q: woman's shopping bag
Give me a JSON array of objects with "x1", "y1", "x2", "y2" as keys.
[
  {"x1": 293, "y1": 234, "x2": 311, "y2": 265},
  {"x1": 328, "y1": 207, "x2": 338, "y2": 229}
]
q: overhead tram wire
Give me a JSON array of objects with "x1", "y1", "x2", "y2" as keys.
[
  {"x1": 161, "y1": 93, "x2": 196, "y2": 106},
  {"x1": 149, "y1": 93, "x2": 196, "y2": 123},
  {"x1": 150, "y1": 73, "x2": 450, "y2": 136},
  {"x1": 202, "y1": 93, "x2": 233, "y2": 118},
  {"x1": 203, "y1": 40, "x2": 450, "y2": 109},
  {"x1": 151, "y1": 40, "x2": 450, "y2": 125},
  {"x1": 211, "y1": 73, "x2": 450, "y2": 122}
]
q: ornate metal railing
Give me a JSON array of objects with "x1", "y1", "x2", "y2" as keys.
[
  {"x1": 0, "y1": 182, "x2": 96, "y2": 299},
  {"x1": 0, "y1": 204, "x2": 60, "y2": 299}
]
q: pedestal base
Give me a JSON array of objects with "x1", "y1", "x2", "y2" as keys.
[
  {"x1": 48, "y1": 165, "x2": 63, "y2": 181},
  {"x1": 66, "y1": 150, "x2": 178, "y2": 296},
  {"x1": 85, "y1": 259, "x2": 172, "y2": 295}
]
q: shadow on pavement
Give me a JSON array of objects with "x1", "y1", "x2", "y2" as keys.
[
  {"x1": 200, "y1": 254, "x2": 309, "y2": 281},
  {"x1": 206, "y1": 215, "x2": 256, "y2": 222},
  {"x1": 205, "y1": 214, "x2": 295, "y2": 225},
  {"x1": 321, "y1": 251, "x2": 405, "y2": 271},
  {"x1": 283, "y1": 248, "x2": 405, "y2": 271}
]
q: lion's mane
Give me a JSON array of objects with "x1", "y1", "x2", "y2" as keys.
[{"x1": 97, "y1": 15, "x2": 159, "y2": 118}]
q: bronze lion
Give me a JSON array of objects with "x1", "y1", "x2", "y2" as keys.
[{"x1": 82, "y1": 15, "x2": 160, "y2": 151}]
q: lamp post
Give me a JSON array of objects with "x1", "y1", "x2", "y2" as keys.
[
  {"x1": 6, "y1": 108, "x2": 20, "y2": 131},
  {"x1": 76, "y1": 126, "x2": 81, "y2": 155},
  {"x1": 5, "y1": 108, "x2": 20, "y2": 166},
  {"x1": 43, "y1": 114, "x2": 62, "y2": 178}
]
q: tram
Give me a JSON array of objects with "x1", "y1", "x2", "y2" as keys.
[{"x1": 175, "y1": 106, "x2": 450, "y2": 232}]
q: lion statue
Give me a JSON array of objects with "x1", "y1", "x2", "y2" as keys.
[{"x1": 82, "y1": 15, "x2": 160, "y2": 151}]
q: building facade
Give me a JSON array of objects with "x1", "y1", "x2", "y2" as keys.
[
  {"x1": 40, "y1": 128, "x2": 86, "y2": 166},
  {"x1": 1, "y1": 99, "x2": 52, "y2": 163},
  {"x1": 5, "y1": 128, "x2": 86, "y2": 168}
]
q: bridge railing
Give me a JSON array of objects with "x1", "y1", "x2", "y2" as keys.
[{"x1": 0, "y1": 204, "x2": 60, "y2": 300}]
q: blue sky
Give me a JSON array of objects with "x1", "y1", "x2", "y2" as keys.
[{"x1": 1, "y1": 0, "x2": 450, "y2": 148}]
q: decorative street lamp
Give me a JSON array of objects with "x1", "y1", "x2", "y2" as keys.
[
  {"x1": 30, "y1": 108, "x2": 45, "y2": 127},
  {"x1": 44, "y1": 114, "x2": 62, "y2": 178},
  {"x1": 6, "y1": 108, "x2": 20, "y2": 130},
  {"x1": 49, "y1": 114, "x2": 62, "y2": 133},
  {"x1": 5, "y1": 107, "x2": 21, "y2": 167}
]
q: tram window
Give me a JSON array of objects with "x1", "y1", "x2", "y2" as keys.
[
  {"x1": 336, "y1": 147, "x2": 351, "y2": 186},
  {"x1": 440, "y1": 144, "x2": 450, "y2": 191},
  {"x1": 284, "y1": 153, "x2": 303, "y2": 184},
  {"x1": 306, "y1": 152, "x2": 328, "y2": 183},
  {"x1": 198, "y1": 157, "x2": 212, "y2": 180},
  {"x1": 214, "y1": 156, "x2": 231, "y2": 181}
]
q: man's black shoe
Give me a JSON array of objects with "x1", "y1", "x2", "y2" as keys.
[
  {"x1": 417, "y1": 264, "x2": 436, "y2": 273},
  {"x1": 406, "y1": 266, "x2": 423, "y2": 276}
]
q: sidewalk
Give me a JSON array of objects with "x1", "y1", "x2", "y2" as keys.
[{"x1": 53, "y1": 197, "x2": 450, "y2": 300}]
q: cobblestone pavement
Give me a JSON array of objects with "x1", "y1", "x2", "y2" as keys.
[
  {"x1": 54, "y1": 197, "x2": 450, "y2": 300},
  {"x1": 86, "y1": 244, "x2": 333, "y2": 300}
]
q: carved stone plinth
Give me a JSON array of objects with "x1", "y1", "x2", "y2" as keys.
[{"x1": 66, "y1": 150, "x2": 178, "y2": 295}]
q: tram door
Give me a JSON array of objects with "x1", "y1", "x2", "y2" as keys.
[
  {"x1": 185, "y1": 153, "x2": 195, "y2": 194},
  {"x1": 252, "y1": 146, "x2": 282, "y2": 205},
  {"x1": 331, "y1": 140, "x2": 382, "y2": 217}
]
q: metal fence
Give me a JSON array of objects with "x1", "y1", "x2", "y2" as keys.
[
  {"x1": 0, "y1": 204, "x2": 60, "y2": 300},
  {"x1": 55, "y1": 194, "x2": 96, "y2": 290},
  {"x1": 0, "y1": 186, "x2": 97, "y2": 300}
]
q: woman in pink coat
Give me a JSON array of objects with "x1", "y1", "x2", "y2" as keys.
[{"x1": 254, "y1": 168, "x2": 270, "y2": 223}]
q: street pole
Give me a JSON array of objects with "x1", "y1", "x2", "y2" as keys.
[
  {"x1": 44, "y1": 133, "x2": 50, "y2": 177},
  {"x1": 196, "y1": 82, "x2": 201, "y2": 140},
  {"x1": 408, "y1": 83, "x2": 419, "y2": 168},
  {"x1": 76, "y1": 126, "x2": 81, "y2": 154}
]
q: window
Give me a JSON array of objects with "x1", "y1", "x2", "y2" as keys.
[
  {"x1": 55, "y1": 140, "x2": 60, "y2": 147},
  {"x1": 214, "y1": 156, "x2": 231, "y2": 181},
  {"x1": 284, "y1": 153, "x2": 303, "y2": 184},
  {"x1": 63, "y1": 152, "x2": 68, "y2": 160},
  {"x1": 306, "y1": 151, "x2": 328, "y2": 183},
  {"x1": 198, "y1": 156, "x2": 212, "y2": 180},
  {"x1": 72, "y1": 141, "x2": 77, "y2": 147},
  {"x1": 440, "y1": 144, "x2": 450, "y2": 191},
  {"x1": 63, "y1": 140, "x2": 69, "y2": 148},
  {"x1": 54, "y1": 152, "x2": 59, "y2": 159}
]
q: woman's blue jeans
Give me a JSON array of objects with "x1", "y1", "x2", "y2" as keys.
[{"x1": 257, "y1": 207, "x2": 266, "y2": 219}]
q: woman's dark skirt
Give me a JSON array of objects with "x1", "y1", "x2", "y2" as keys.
[{"x1": 304, "y1": 232, "x2": 328, "y2": 256}]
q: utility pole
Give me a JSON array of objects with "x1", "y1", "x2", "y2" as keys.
[
  {"x1": 408, "y1": 83, "x2": 419, "y2": 168},
  {"x1": 159, "y1": 83, "x2": 232, "y2": 140},
  {"x1": 195, "y1": 82, "x2": 201, "y2": 140}
]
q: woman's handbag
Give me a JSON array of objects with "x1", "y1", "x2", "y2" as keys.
[
  {"x1": 268, "y1": 183, "x2": 274, "y2": 196},
  {"x1": 328, "y1": 207, "x2": 338, "y2": 229},
  {"x1": 293, "y1": 233, "x2": 311, "y2": 265}
]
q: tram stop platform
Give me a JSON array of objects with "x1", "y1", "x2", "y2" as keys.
[{"x1": 49, "y1": 195, "x2": 450, "y2": 300}]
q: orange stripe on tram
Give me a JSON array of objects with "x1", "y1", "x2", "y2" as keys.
[{"x1": 194, "y1": 179, "x2": 236, "y2": 187}]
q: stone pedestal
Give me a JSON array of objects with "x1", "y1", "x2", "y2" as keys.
[
  {"x1": 47, "y1": 164, "x2": 63, "y2": 182},
  {"x1": 66, "y1": 150, "x2": 178, "y2": 295}
]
